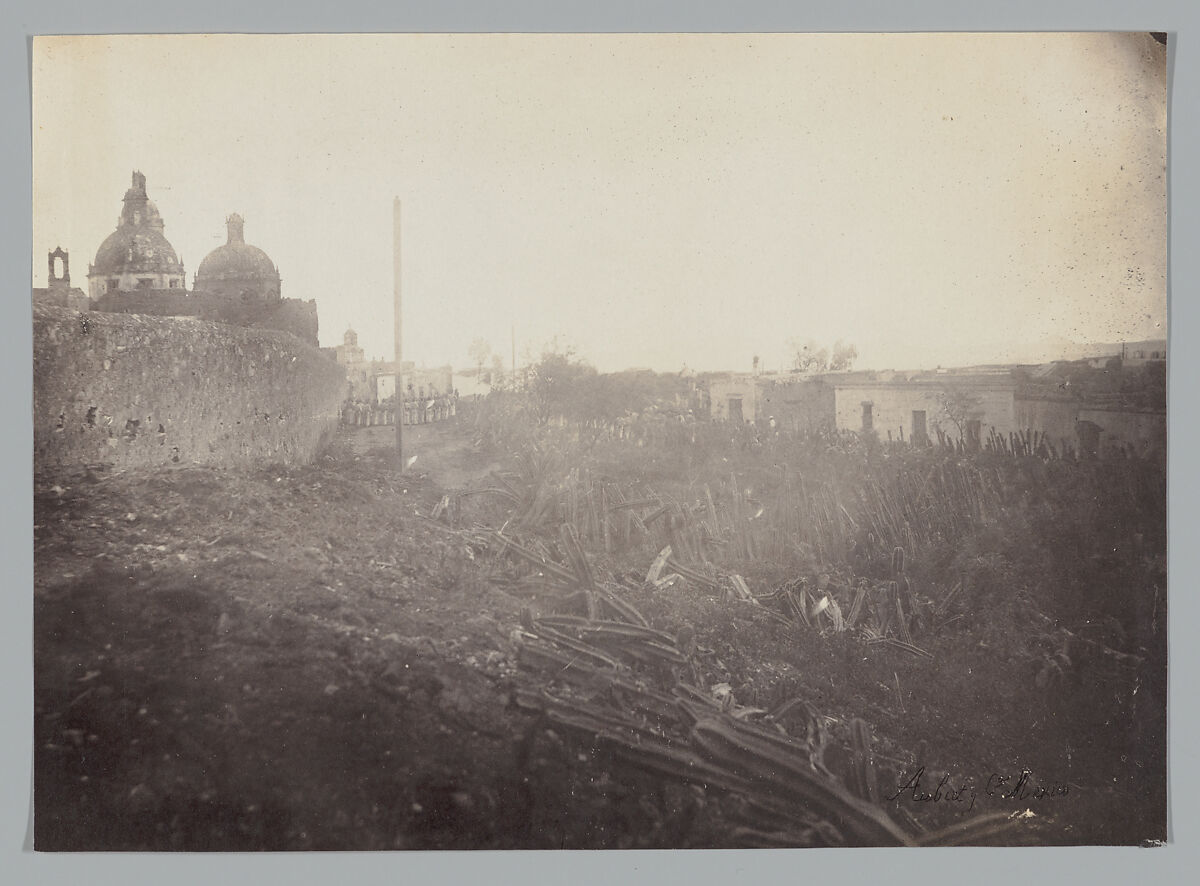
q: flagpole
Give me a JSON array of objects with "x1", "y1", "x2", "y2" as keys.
[{"x1": 393, "y1": 197, "x2": 403, "y2": 467}]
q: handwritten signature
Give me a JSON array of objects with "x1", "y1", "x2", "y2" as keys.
[{"x1": 886, "y1": 767, "x2": 1070, "y2": 812}]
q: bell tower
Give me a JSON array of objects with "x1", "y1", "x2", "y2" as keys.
[{"x1": 47, "y1": 246, "x2": 70, "y2": 287}]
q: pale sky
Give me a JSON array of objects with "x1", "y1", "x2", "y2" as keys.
[{"x1": 32, "y1": 33, "x2": 1167, "y2": 373}]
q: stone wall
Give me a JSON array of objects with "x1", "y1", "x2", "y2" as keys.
[
  {"x1": 1016, "y1": 395, "x2": 1167, "y2": 456},
  {"x1": 34, "y1": 304, "x2": 346, "y2": 470},
  {"x1": 1078, "y1": 407, "x2": 1167, "y2": 456},
  {"x1": 1013, "y1": 396, "x2": 1081, "y2": 449},
  {"x1": 833, "y1": 382, "x2": 1018, "y2": 441},
  {"x1": 758, "y1": 378, "x2": 836, "y2": 433},
  {"x1": 33, "y1": 285, "x2": 92, "y2": 312},
  {"x1": 709, "y1": 375, "x2": 837, "y2": 431},
  {"x1": 90, "y1": 290, "x2": 320, "y2": 347}
]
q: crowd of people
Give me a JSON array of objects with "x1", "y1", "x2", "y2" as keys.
[{"x1": 341, "y1": 388, "x2": 459, "y2": 427}]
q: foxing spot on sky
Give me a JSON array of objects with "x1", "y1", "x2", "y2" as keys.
[{"x1": 32, "y1": 33, "x2": 1167, "y2": 374}]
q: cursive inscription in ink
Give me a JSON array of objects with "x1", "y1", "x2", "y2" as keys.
[{"x1": 886, "y1": 767, "x2": 1070, "y2": 813}]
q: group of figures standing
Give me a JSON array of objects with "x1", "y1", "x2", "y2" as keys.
[{"x1": 341, "y1": 390, "x2": 459, "y2": 428}]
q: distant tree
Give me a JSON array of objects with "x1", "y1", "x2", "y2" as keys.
[
  {"x1": 788, "y1": 338, "x2": 829, "y2": 373},
  {"x1": 490, "y1": 353, "x2": 506, "y2": 388},
  {"x1": 830, "y1": 340, "x2": 858, "y2": 371},
  {"x1": 576, "y1": 369, "x2": 688, "y2": 424},
  {"x1": 938, "y1": 385, "x2": 983, "y2": 440},
  {"x1": 468, "y1": 338, "x2": 492, "y2": 376},
  {"x1": 527, "y1": 341, "x2": 597, "y2": 424}
]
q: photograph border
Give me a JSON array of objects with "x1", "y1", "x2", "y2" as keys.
[{"x1": 5, "y1": 1, "x2": 1197, "y2": 883}]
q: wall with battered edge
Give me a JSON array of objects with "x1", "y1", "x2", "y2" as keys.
[
  {"x1": 34, "y1": 304, "x2": 347, "y2": 470},
  {"x1": 90, "y1": 290, "x2": 320, "y2": 347}
]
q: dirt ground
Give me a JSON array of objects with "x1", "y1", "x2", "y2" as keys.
[
  {"x1": 35, "y1": 419, "x2": 558, "y2": 849},
  {"x1": 346, "y1": 421, "x2": 504, "y2": 489},
  {"x1": 32, "y1": 418, "x2": 1160, "y2": 849}
]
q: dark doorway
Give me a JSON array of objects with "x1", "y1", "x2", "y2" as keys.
[
  {"x1": 912, "y1": 410, "x2": 927, "y2": 445},
  {"x1": 861, "y1": 402, "x2": 873, "y2": 432},
  {"x1": 966, "y1": 419, "x2": 982, "y2": 451},
  {"x1": 728, "y1": 397, "x2": 744, "y2": 424},
  {"x1": 1076, "y1": 420, "x2": 1102, "y2": 458}
]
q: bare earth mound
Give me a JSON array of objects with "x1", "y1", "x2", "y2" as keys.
[{"x1": 33, "y1": 418, "x2": 1165, "y2": 849}]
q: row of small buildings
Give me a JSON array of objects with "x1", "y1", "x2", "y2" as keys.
[{"x1": 706, "y1": 353, "x2": 1166, "y2": 457}]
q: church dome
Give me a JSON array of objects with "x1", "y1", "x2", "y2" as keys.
[
  {"x1": 90, "y1": 171, "x2": 183, "y2": 277},
  {"x1": 93, "y1": 226, "x2": 182, "y2": 274},
  {"x1": 194, "y1": 214, "x2": 281, "y2": 298}
]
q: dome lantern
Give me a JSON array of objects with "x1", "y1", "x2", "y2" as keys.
[
  {"x1": 87, "y1": 171, "x2": 185, "y2": 299},
  {"x1": 226, "y1": 213, "x2": 246, "y2": 245},
  {"x1": 193, "y1": 213, "x2": 282, "y2": 301}
]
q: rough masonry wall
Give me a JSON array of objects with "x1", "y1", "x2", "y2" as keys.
[
  {"x1": 34, "y1": 304, "x2": 346, "y2": 471},
  {"x1": 194, "y1": 297, "x2": 319, "y2": 348},
  {"x1": 90, "y1": 291, "x2": 320, "y2": 347},
  {"x1": 33, "y1": 286, "x2": 92, "y2": 312}
]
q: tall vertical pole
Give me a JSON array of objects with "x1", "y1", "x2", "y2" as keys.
[{"x1": 394, "y1": 197, "x2": 403, "y2": 467}]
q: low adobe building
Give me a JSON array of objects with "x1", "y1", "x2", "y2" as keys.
[
  {"x1": 829, "y1": 368, "x2": 1019, "y2": 446},
  {"x1": 708, "y1": 372, "x2": 835, "y2": 433}
]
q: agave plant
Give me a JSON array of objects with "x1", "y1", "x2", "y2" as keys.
[{"x1": 512, "y1": 598, "x2": 1017, "y2": 847}]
